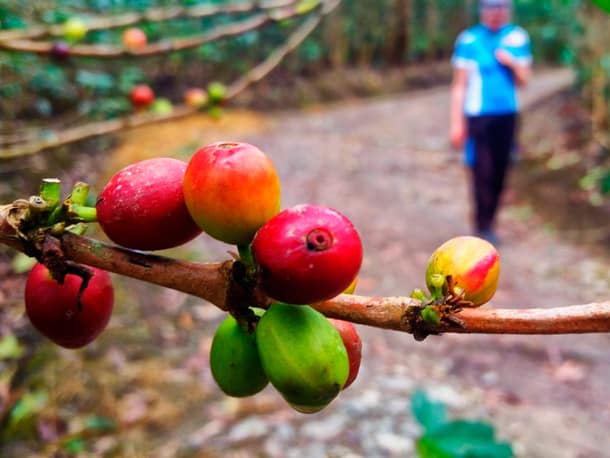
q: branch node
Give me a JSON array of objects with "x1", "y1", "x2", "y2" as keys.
[{"x1": 37, "y1": 233, "x2": 94, "y2": 311}]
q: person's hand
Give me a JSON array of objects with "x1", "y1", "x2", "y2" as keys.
[
  {"x1": 495, "y1": 48, "x2": 515, "y2": 68},
  {"x1": 495, "y1": 48, "x2": 531, "y2": 86},
  {"x1": 450, "y1": 121, "x2": 466, "y2": 150}
]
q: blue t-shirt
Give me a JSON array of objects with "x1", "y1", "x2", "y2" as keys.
[{"x1": 452, "y1": 23, "x2": 532, "y2": 116}]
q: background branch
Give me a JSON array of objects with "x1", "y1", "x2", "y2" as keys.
[
  {"x1": 0, "y1": 1, "x2": 320, "y2": 57},
  {"x1": 0, "y1": 0, "x2": 339, "y2": 159},
  {"x1": 0, "y1": 0, "x2": 296, "y2": 42}
]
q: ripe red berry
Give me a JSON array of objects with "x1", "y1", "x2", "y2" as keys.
[
  {"x1": 130, "y1": 85, "x2": 155, "y2": 108},
  {"x1": 96, "y1": 158, "x2": 201, "y2": 250},
  {"x1": 50, "y1": 41, "x2": 71, "y2": 61},
  {"x1": 327, "y1": 318, "x2": 362, "y2": 389},
  {"x1": 252, "y1": 204, "x2": 363, "y2": 304},
  {"x1": 25, "y1": 263, "x2": 114, "y2": 349}
]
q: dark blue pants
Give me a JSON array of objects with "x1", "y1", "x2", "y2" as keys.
[{"x1": 467, "y1": 113, "x2": 517, "y2": 233}]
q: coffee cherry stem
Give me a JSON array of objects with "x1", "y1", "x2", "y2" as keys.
[
  {"x1": 67, "y1": 204, "x2": 97, "y2": 223},
  {"x1": 427, "y1": 273, "x2": 445, "y2": 300},
  {"x1": 39, "y1": 178, "x2": 61, "y2": 208},
  {"x1": 37, "y1": 180, "x2": 97, "y2": 226},
  {"x1": 71, "y1": 263, "x2": 93, "y2": 312},
  {"x1": 409, "y1": 288, "x2": 429, "y2": 302},
  {"x1": 68, "y1": 182, "x2": 90, "y2": 207},
  {"x1": 237, "y1": 243, "x2": 255, "y2": 269},
  {"x1": 421, "y1": 306, "x2": 441, "y2": 326},
  {"x1": 66, "y1": 223, "x2": 88, "y2": 236}
]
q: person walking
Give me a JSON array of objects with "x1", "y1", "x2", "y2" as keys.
[{"x1": 449, "y1": 0, "x2": 532, "y2": 245}]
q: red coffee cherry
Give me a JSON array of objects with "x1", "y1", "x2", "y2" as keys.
[
  {"x1": 130, "y1": 85, "x2": 155, "y2": 108},
  {"x1": 97, "y1": 158, "x2": 201, "y2": 250},
  {"x1": 327, "y1": 318, "x2": 362, "y2": 389},
  {"x1": 25, "y1": 263, "x2": 114, "y2": 349},
  {"x1": 252, "y1": 204, "x2": 363, "y2": 305}
]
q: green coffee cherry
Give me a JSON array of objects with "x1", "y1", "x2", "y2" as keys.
[{"x1": 210, "y1": 313, "x2": 268, "y2": 397}]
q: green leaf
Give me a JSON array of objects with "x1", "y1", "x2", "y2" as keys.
[
  {"x1": 411, "y1": 390, "x2": 448, "y2": 433},
  {"x1": 0, "y1": 334, "x2": 24, "y2": 359},
  {"x1": 9, "y1": 391, "x2": 47, "y2": 425},
  {"x1": 600, "y1": 171, "x2": 610, "y2": 195},
  {"x1": 75, "y1": 70, "x2": 115, "y2": 92},
  {"x1": 417, "y1": 420, "x2": 514, "y2": 458},
  {"x1": 417, "y1": 438, "x2": 455, "y2": 458},
  {"x1": 11, "y1": 253, "x2": 36, "y2": 274},
  {"x1": 62, "y1": 437, "x2": 85, "y2": 453},
  {"x1": 29, "y1": 65, "x2": 67, "y2": 94},
  {"x1": 1, "y1": 14, "x2": 26, "y2": 30},
  {"x1": 434, "y1": 420, "x2": 496, "y2": 441},
  {"x1": 84, "y1": 416, "x2": 116, "y2": 431},
  {"x1": 592, "y1": 0, "x2": 610, "y2": 14},
  {"x1": 89, "y1": 97, "x2": 131, "y2": 119},
  {"x1": 118, "y1": 66, "x2": 146, "y2": 94}
]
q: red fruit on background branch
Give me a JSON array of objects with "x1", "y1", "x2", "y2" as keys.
[
  {"x1": 183, "y1": 142, "x2": 281, "y2": 245},
  {"x1": 251, "y1": 204, "x2": 363, "y2": 305},
  {"x1": 327, "y1": 318, "x2": 362, "y2": 389},
  {"x1": 184, "y1": 88, "x2": 208, "y2": 108},
  {"x1": 425, "y1": 235, "x2": 500, "y2": 306},
  {"x1": 122, "y1": 27, "x2": 147, "y2": 48},
  {"x1": 50, "y1": 41, "x2": 71, "y2": 61},
  {"x1": 130, "y1": 85, "x2": 155, "y2": 108},
  {"x1": 25, "y1": 263, "x2": 114, "y2": 349},
  {"x1": 97, "y1": 158, "x2": 201, "y2": 250}
]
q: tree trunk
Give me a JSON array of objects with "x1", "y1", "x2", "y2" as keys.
[{"x1": 386, "y1": 0, "x2": 411, "y2": 65}]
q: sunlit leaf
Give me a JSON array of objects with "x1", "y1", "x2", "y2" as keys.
[
  {"x1": 592, "y1": 0, "x2": 610, "y2": 14},
  {"x1": 11, "y1": 252, "x2": 36, "y2": 274},
  {"x1": 9, "y1": 391, "x2": 47, "y2": 425},
  {"x1": 0, "y1": 335, "x2": 24, "y2": 359}
]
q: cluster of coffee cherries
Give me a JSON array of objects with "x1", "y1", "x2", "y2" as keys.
[
  {"x1": 50, "y1": 19, "x2": 226, "y2": 117},
  {"x1": 26, "y1": 141, "x2": 365, "y2": 413},
  {"x1": 22, "y1": 141, "x2": 501, "y2": 413}
]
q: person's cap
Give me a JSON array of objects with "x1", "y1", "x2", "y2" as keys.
[{"x1": 480, "y1": 0, "x2": 511, "y2": 8}]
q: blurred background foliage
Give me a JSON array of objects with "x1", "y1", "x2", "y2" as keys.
[{"x1": 0, "y1": 0, "x2": 606, "y2": 151}]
